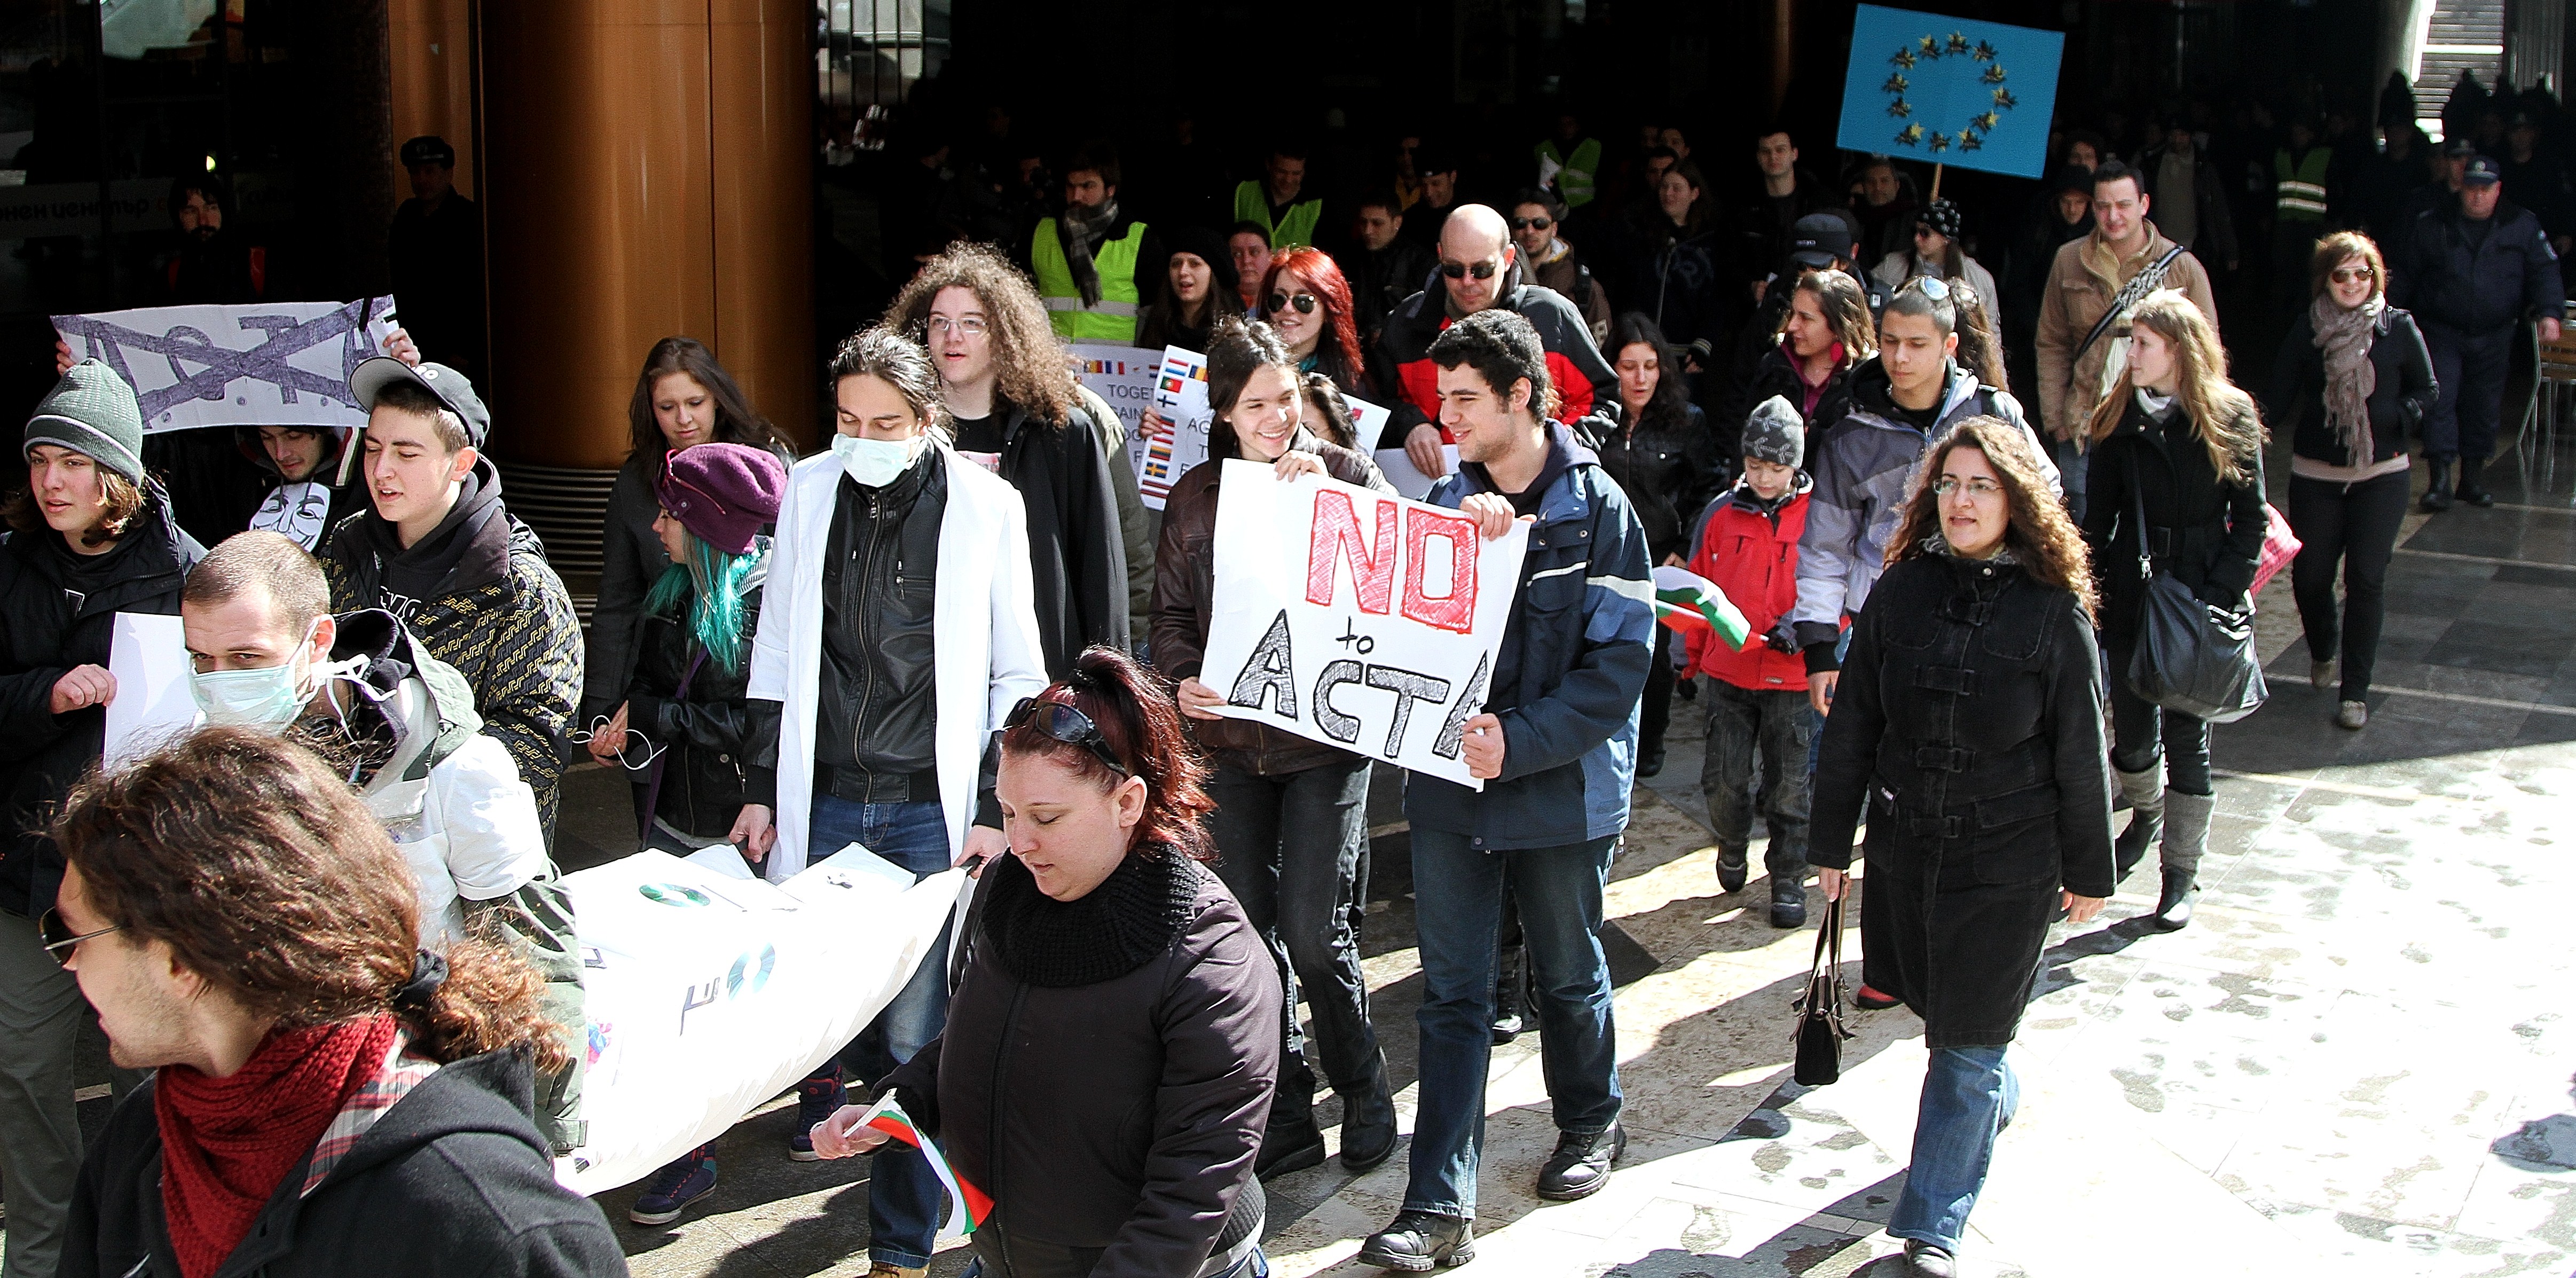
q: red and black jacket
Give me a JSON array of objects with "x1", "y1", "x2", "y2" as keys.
[{"x1": 1374, "y1": 263, "x2": 1617, "y2": 440}]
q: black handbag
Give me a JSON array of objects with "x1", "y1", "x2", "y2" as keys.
[
  {"x1": 2121, "y1": 474, "x2": 2267, "y2": 724},
  {"x1": 1792, "y1": 893, "x2": 1856, "y2": 1086}
]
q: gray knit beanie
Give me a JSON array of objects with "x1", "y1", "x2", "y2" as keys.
[
  {"x1": 1743, "y1": 395, "x2": 1805, "y2": 469},
  {"x1": 24, "y1": 359, "x2": 146, "y2": 484}
]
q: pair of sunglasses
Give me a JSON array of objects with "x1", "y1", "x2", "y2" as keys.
[
  {"x1": 38, "y1": 908, "x2": 120, "y2": 969},
  {"x1": 2330, "y1": 266, "x2": 2376, "y2": 284},
  {"x1": 1507, "y1": 215, "x2": 1552, "y2": 231},
  {"x1": 1439, "y1": 260, "x2": 1500, "y2": 280},
  {"x1": 1006, "y1": 697, "x2": 1132, "y2": 778},
  {"x1": 1267, "y1": 292, "x2": 1320, "y2": 316},
  {"x1": 1899, "y1": 275, "x2": 1951, "y2": 302}
]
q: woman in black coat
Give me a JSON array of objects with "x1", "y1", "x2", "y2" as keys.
[
  {"x1": 1582, "y1": 312, "x2": 1719, "y2": 777},
  {"x1": 2268, "y1": 232, "x2": 2436, "y2": 732},
  {"x1": 1731, "y1": 268, "x2": 1876, "y2": 446},
  {"x1": 811, "y1": 649, "x2": 1278, "y2": 1278},
  {"x1": 1809, "y1": 415, "x2": 2112, "y2": 1278},
  {"x1": 2079, "y1": 290, "x2": 2267, "y2": 931}
]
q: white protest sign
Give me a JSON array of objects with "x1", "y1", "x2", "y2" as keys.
[
  {"x1": 556, "y1": 844, "x2": 965, "y2": 1195},
  {"x1": 1135, "y1": 346, "x2": 1212, "y2": 510},
  {"x1": 1373, "y1": 446, "x2": 1460, "y2": 501},
  {"x1": 54, "y1": 298, "x2": 400, "y2": 435},
  {"x1": 104, "y1": 613, "x2": 198, "y2": 770},
  {"x1": 1344, "y1": 393, "x2": 1394, "y2": 454},
  {"x1": 1069, "y1": 343, "x2": 1160, "y2": 440},
  {"x1": 1200, "y1": 460, "x2": 1528, "y2": 789}
]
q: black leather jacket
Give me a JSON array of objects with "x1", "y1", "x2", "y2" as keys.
[
  {"x1": 626, "y1": 561, "x2": 780, "y2": 840},
  {"x1": 815, "y1": 450, "x2": 948, "y2": 799}
]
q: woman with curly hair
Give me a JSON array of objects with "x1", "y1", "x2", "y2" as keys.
[
  {"x1": 2080, "y1": 288, "x2": 2266, "y2": 932},
  {"x1": 810, "y1": 647, "x2": 1278, "y2": 1278},
  {"x1": 1808, "y1": 415, "x2": 2111, "y2": 1278},
  {"x1": 1258, "y1": 247, "x2": 1377, "y2": 400},
  {"x1": 886, "y1": 243, "x2": 1129, "y2": 678}
]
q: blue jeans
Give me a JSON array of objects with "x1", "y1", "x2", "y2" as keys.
[
  {"x1": 1891, "y1": 1046, "x2": 2019, "y2": 1253},
  {"x1": 1807, "y1": 625, "x2": 1854, "y2": 776},
  {"x1": 810, "y1": 795, "x2": 953, "y2": 1269},
  {"x1": 2054, "y1": 434, "x2": 2091, "y2": 527},
  {"x1": 1405, "y1": 830, "x2": 1621, "y2": 1217}
]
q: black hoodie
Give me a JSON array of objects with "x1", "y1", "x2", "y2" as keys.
[
  {"x1": 60, "y1": 1049, "x2": 626, "y2": 1278},
  {"x1": 237, "y1": 426, "x2": 371, "y2": 553}
]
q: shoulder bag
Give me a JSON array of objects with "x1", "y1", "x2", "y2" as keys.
[{"x1": 2122, "y1": 473, "x2": 2268, "y2": 724}]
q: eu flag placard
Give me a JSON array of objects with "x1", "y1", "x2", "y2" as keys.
[{"x1": 1835, "y1": 5, "x2": 2065, "y2": 181}]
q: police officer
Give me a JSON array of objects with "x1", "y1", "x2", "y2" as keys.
[
  {"x1": 388, "y1": 136, "x2": 488, "y2": 382},
  {"x1": 2392, "y1": 155, "x2": 2565, "y2": 510}
]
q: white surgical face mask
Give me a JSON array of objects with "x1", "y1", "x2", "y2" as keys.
[
  {"x1": 189, "y1": 624, "x2": 325, "y2": 733},
  {"x1": 832, "y1": 432, "x2": 925, "y2": 488}
]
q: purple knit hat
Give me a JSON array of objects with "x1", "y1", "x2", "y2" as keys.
[{"x1": 657, "y1": 442, "x2": 784, "y2": 555}]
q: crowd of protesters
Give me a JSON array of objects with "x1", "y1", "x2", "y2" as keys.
[{"x1": 0, "y1": 57, "x2": 2566, "y2": 1278}]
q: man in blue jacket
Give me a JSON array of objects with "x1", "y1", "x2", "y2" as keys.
[
  {"x1": 1358, "y1": 310, "x2": 1655, "y2": 1271},
  {"x1": 2392, "y1": 155, "x2": 2565, "y2": 511}
]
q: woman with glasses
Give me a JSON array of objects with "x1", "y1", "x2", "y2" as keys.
[
  {"x1": 1153, "y1": 318, "x2": 1396, "y2": 1181},
  {"x1": 731, "y1": 325, "x2": 1049, "y2": 1272},
  {"x1": 2268, "y1": 232, "x2": 2435, "y2": 732},
  {"x1": 2081, "y1": 289, "x2": 2267, "y2": 932},
  {"x1": 1870, "y1": 200, "x2": 2004, "y2": 336},
  {"x1": 1809, "y1": 416, "x2": 2112, "y2": 1278},
  {"x1": 584, "y1": 338, "x2": 790, "y2": 824},
  {"x1": 810, "y1": 647, "x2": 1279, "y2": 1278},
  {"x1": 1255, "y1": 247, "x2": 1378, "y2": 401}
]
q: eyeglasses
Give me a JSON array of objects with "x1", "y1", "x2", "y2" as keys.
[
  {"x1": 2330, "y1": 266, "x2": 2376, "y2": 284},
  {"x1": 1507, "y1": 216, "x2": 1552, "y2": 231},
  {"x1": 1267, "y1": 292, "x2": 1320, "y2": 316},
  {"x1": 38, "y1": 908, "x2": 120, "y2": 969},
  {"x1": 924, "y1": 316, "x2": 988, "y2": 338},
  {"x1": 1932, "y1": 476, "x2": 2004, "y2": 499},
  {"x1": 1004, "y1": 697, "x2": 1132, "y2": 779},
  {"x1": 1440, "y1": 260, "x2": 1500, "y2": 280}
]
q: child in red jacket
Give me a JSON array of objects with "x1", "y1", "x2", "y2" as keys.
[{"x1": 1682, "y1": 396, "x2": 1821, "y2": 927}]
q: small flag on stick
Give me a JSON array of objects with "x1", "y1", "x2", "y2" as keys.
[
  {"x1": 1651, "y1": 564, "x2": 1752, "y2": 649},
  {"x1": 858, "y1": 1093, "x2": 994, "y2": 1236}
]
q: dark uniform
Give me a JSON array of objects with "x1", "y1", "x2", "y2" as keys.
[
  {"x1": 2389, "y1": 158, "x2": 2564, "y2": 501},
  {"x1": 388, "y1": 136, "x2": 488, "y2": 382}
]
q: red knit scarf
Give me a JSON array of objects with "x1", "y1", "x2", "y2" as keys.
[{"x1": 154, "y1": 1015, "x2": 397, "y2": 1278}]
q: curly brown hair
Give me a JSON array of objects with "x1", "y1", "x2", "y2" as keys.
[
  {"x1": 52, "y1": 727, "x2": 570, "y2": 1073},
  {"x1": 883, "y1": 242, "x2": 1080, "y2": 427},
  {"x1": 1886, "y1": 414, "x2": 2097, "y2": 620}
]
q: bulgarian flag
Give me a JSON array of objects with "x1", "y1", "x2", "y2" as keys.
[
  {"x1": 858, "y1": 1093, "x2": 994, "y2": 1236},
  {"x1": 1652, "y1": 564, "x2": 1752, "y2": 649}
]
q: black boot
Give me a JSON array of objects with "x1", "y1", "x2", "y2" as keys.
[
  {"x1": 2422, "y1": 457, "x2": 2454, "y2": 512},
  {"x1": 2456, "y1": 456, "x2": 2495, "y2": 507},
  {"x1": 1255, "y1": 1073, "x2": 1326, "y2": 1178},
  {"x1": 1535, "y1": 1123, "x2": 1627, "y2": 1200},
  {"x1": 1358, "y1": 1211, "x2": 1475, "y2": 1271},
  {"x1": 2149, "y1": 870, "x2": 2199, "y2": 931},
  {"x1": 1769, "y1": 876, "x2": 1807, "y2": 928},
  {"x1": 1716, "y1": 846, "x2": 1749, "y2": 893},
  {"x1": 2145, "y1": 790, "x2": 2211, "y2": 932},
  {"x1": 1338, "y1": 1060, "x2": 1399, "y2": 1172},
  {"x1": 1490, "y1": 942, "x2": 1529, "y2": 1045}
]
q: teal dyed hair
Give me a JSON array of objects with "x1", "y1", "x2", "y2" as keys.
[{"x1": 645, "y1": 530, "x2": 757, "y2": 675}]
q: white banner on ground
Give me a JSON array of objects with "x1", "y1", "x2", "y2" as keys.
[
  {"x1": 1135, "y1": 346, "x2": 1211, "y2": 510},
  {"x1": 104, "y1": 613, "x2": 198, "y2": 771},
  {"x1": 53, "y1": 298, "x2": 400, "y2": 435},
  {"x1": 556, "y1": 845, "x2": 965, "y2": 1196},
  {"x1": 1199, "y1": 460, "x2": 1528, "y2": 789},
  {"x1": 1372, "y1": 445, "x2": 1460, "y2": 501}
]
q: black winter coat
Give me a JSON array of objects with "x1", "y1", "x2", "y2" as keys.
[
  {"x1": 2266, "y1": 306, "x2": 2439, "y2": 470},
  {"x1": 1578, "y1": 399, "x2": 1720, "y2": 562},
  {"x1": 2080, "y1": 396, "x2": 2269, "y2": 643},
  {"x1": 1614, "y1": 218, "x2": 1732, "y2": 365},
  {"x1": 992, "y1": 394, "x2": 1130, "y2": 679},
  {"x1": 61, "y1": 1050, "x2": 626, "y2": 1278},
  {"x1": 623, "y1": 564, "x2": 781, "y2": 841},
  {"x1": 2389, "y1": 199, "x2": 2566, "y2": 333},
  {"x1": 584, "y1": 443, "x2": 794, "y2": 725},
  {"x1": 1731, "y1": 343, "x2": 1858, "y2": 450},
  {"x1": 1808, "y1": 554, "x2": 2114, "y2": 1048},
  {"x1": 0, "y1": 497, "x2": 199, "y2": 917}
]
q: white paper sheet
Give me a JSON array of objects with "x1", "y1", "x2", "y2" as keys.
[{"x1": 104, "y1": 613, "x2": 198, "y2": 770}]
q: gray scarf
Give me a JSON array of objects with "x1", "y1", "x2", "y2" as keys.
[
  {"x1": 1060, "y1": 197, "x2": 1120, "y2": 308},
  {"x1": 2310, "y1": 292, "x2": 2382, "y2": 465}
]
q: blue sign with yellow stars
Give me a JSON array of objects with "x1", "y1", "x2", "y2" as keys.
[{"x1": 1836, "y1": 5, "x2": 2065, "y2": 180}]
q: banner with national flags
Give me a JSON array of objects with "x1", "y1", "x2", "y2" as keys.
[
  {"x1": 1652, "y1": 564, "x2": 1752, "y2": 649},
  {"x1": 1136, "y1": 345, "x2": 1213, "y2": 510},
  {"x1": 857, "y1": 1093, "x2": 993, "y2": 1237}
]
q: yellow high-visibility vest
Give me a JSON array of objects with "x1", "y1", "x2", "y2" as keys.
[
  {"x1": 1032, "y1": 218, "x2": 1145, "y2": 342},
  {"x1": 2275, "y1": 148, "x2": 2330, "y2": 222}
]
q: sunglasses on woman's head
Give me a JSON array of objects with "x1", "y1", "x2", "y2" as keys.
[
  {"x1": 1508, "y1": 216, "x2": 1552, "y2": 231},
  {"x1": 1268, "y1": 292, "x2": 1320, "y2": 316},
  {"x1": 1902, "y1": 276, "x2": 1951, "y2": 301},
  {"x1": 2330, "y1": 266, "x2": 2376, "y2": 284},
  {"x1": 1004, "y1": 697, "x2": 1132, "y2": 779},
  {"x1": 1440, "y1": 260, "x2": 1500, "y2": 280}
]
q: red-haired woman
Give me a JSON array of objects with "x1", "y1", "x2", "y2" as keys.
[
  {"x1": 1259, "y1": 248, "x2": 1378, "y2": 401},
  {"x1": 811, "y1": 647, "x2": 1278, "y2": 1278}
]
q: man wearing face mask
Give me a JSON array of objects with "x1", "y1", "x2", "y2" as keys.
[{"x1": 178, "y1": 531, "x2": 588, "y2": 1153}]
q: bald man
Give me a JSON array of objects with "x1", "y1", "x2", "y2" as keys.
[{"x1": 1378, "y1": 203, "x2": 1616, "y2": 477}]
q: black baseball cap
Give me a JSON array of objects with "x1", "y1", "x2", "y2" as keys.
[
  {"x1": 350, "y1": 357, "x2": 491, "y2": 448},
  {"x1": 2441, "y1": 136, "x2": 2478, "y2": 159},
  {"x1": 1790, "y1": 213, "x2": 1854, "y2": 268},
  {"x1": 400, "y1": 136, "x2": 456, "y2": 168},
  {"x1": 2462, "y1": 155, "x2": 2502, "y2": 186}
]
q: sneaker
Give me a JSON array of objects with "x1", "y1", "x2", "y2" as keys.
[
  {"x1": 627, "y1": 1152, "x2": 717, "y2": 1225},
  {"x1": 789, "y1": 1070, "x2": 846, "y2": 1162},
  {"x1": 2309, "y1": 659, "x2": 2335, "y2": 691},
  {"x1": 2337, "y1": 700, "x2": 2368, "y2": 730}
]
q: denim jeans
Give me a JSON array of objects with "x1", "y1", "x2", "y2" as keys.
[
  {"x1": 2055, "y1": 433, "x2": 2091, "y2": 527},
  {"x1": 1206, "y1": 756, "x2": 1382, "y2": 1105},
  {"x1": 1808, "y1": 625, "x2": 1854, "y2": 775},
  {"x1": 1699, "y1": 678, "x2": 1814, "y2": 881},
  {"x1": 1405, "y1": 830, "x2": 1621, "y2": 1217},
  {"x1": 810, "y1": 794, "x2": 954, "y2": 1270},
  {"x1": 1890, "y1": 1045, "x2": 2019, "y2": 1253}
]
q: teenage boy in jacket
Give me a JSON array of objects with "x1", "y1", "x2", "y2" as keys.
[
  {"x1": 1357, "y1": 309, "x2": 1654, "y2": 1271},
  {"x1": 1682, "y1": 396, "x2": 1819, "y2": 929},
  {"x1": 321, "y1": 358, "x2": 582, "y2": 840}
]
